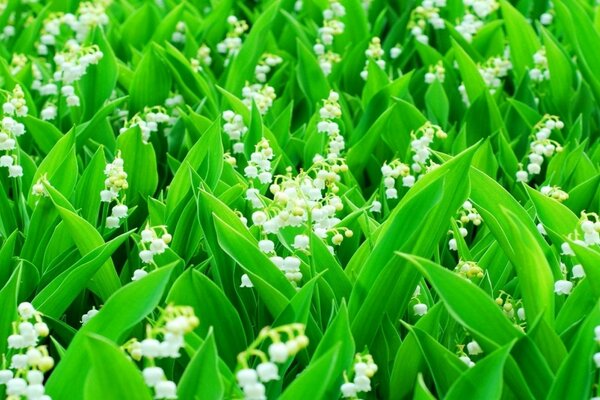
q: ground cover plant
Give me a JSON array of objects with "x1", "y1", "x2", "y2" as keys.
[{"x1": 0, "y1": 0, "x2": 599, "y2": 398}]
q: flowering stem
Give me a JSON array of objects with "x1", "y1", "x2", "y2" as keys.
[
  {"x1": 13, "y1": 177, "x2": 29, "y2": 232},
  {"x1": 124, "y1": 218, "x2": 132, "y2": 266},
  {"x1": 99, "y1": 202, "x2": 108, "y2": 234}
]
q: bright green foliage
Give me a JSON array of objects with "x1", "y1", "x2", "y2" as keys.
[{"x1": 0, "y1": 0, "x2": 599, "y2": 399}]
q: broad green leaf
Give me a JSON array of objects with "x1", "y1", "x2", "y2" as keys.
[
  {"x1": 177, "y1": 330, "x2": 224, "y2": 400},
  {"x1": 278, "y1": 344, "x2": 343, "y2": 400},
  {"x1": 167, "y1": 269, "x2": 247, "y2": 368},
  {"x1": 401, "y1": 254, "x2": 523, "y2": 346},
  {"x1": 116, "y1": 126, "x2": 159, "y2": 204},
  {"x1": 33, "y1": 231, "x2": 131, "y2": 318},
  {"x1": 46, "y1": 266, "x2": 175, "y2": 399},
  {"x1": 470, "y1": 168, "x2": 556, "y2": 324},
  {"x1": 129, "y1": 44, "x2": 172, "y2": 114},
  {"x1": 446, "y1": 343, "x2": 514, "y2": 400},
  {"x1": 83, "y1": 334, "x2": 152, "y2": 400}
]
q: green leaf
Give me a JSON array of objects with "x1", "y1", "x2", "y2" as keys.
[
  {"x1": 446, "y1": 342, "x2": 514, "y2": 400},
  {"x1": 129, "y1": 44, "x2": 172, "y2": 114},
  {"x1": 33, "y1": 231, "x2": 131, "y2": 318},
  {"x1": 278, "y1": 344, "x2": 343, "y2": 400},
  {"x1": 80, "y1": 28, "x2": 118, "y2": 120},
  {"x1": 500, "y1": 0, "x2": 540, "y2": 78},
  {"x1": 83, "y1": 334, "x2": 152, "y2": 400},
  {"x1": 166, "y1": 269, "x2": 247, "y2": 368},
  {"x1": 28, "y1": 129, "x2": 78, "y2": 208},
  {"x1": 46, "y1": 266, "x2": 175, "y2": 399},
  {"x1": 225, "y1": 0, "x2": 281, "y2": 94},
  {"x1": 401, "y1": 254, "x2": 523, "y2": 346},
  {"x1": 116, "y1": 126, "x2": 159, "y2": 204},
  {"x1": 177, "y1": 330, "x2": 224, "y2": 400},
  {"x1": 470, "y1": 168, "x2": 556, "y2": 324},
  {"x1": 349, "y1": 144, "x2": 478, "y2": 348}
]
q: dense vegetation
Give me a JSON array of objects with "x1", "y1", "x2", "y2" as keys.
[{"x1": 0, "y1": 0, "x2": 599, "y2": 399}]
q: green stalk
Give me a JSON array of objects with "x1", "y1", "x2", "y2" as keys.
[{"x1": 99, "y1": 202, "x2": 108, "y2": 235}]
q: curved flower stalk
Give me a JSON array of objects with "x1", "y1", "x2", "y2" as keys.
[
  {"x1": 0, "y1": 303, "x2": 53, "y2": 400},
  {"x1": 119, "y1": 106, "x2": 172, "y2": 143},
  {"x1": 122, "y1": 305, "x2": 199, "y2": 399},
  {"x1": 448, "y1": 200, "x2": 482, "y2": 251},
  {"x1": 340, "y1": 352, "x2": 378, "y2": 398},
  {"x1": 100, "y1": 151, "x2": 129, "y2": 230},
  {"x1": 217, "y1": 15, "x2": 249, "y2": 67},
  {"x1": 0, "y1": 85, "x2": 28, "y2": 179},
  {"x1": 132, "y1": 225, "x2": 172, "y2": 280},
  {"x1": 381, "y1": 121, "x2": 448, "y2": 200},
  {"x1": 516, "y1": 115, "x2": 564, "y2": 183},
  {"x1": 235, "y1": 324, "x2": 308, "y2": 400},
  {"x1": 314, "y1": 0, "x2": 346, "y2": 75}
]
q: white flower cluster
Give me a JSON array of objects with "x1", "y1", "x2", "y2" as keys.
[
  {"x1": 133, "y1": 225, "x2": 172, "y2": 278},
  {"x1": 408, "y1": 0, "x2": 446, "y2": 44},
  {"x1": 190, "y1": 44, "x2": 212, "y2": 72},
  {"x1": 554, "y1": 259, "x2": 585, "y2": 296},
  {"x1": 124, "y1": 305, "x2": 199, "y2": 400},
  {"x1": 539, "y1": 185, "x2": 568, "y2": 202},
  {"x1": 3, "y1": 84, "x2": 28, "y2": 117},
  {"x1": 54, "y1": 42, "x2": 103, "y2": 85},
  {"x1": 412, "y1": 285, "x2": 428, "y2": 316},
  {"x1": 340, "y1": 353, "x2": 378, "y2": 398},
  {"x1": 448, "y1": 200, "x2": 482, "y2": 251},
  {"x1": 455, "y1": 260, "x2": 484, "y2": 280},
  {"x1": 381, "y1": 160, "x2": 412, "y2": 199},
  {"x1": 529, "y1": 47, "x2": 550, "y2": 83},
  {"x1": 171, "y1": 21, "x2": 186, "y2": 44},
  {"x1": 242, "y1": 83, "x2": 277, "y2": 115},
  {"x1": 593, "y1": 326, "x2": 600, "y2": 370},
  {"x1": 458, "y1": 339, "x2": 483, "y2": 367},
  {"x1": 390, "y1": 44, "x2": 402, "y2": 60},
  {"x1": 0, "y1": 12, "x2": 16, "y2": 42},
  {"x1": 33, "y1": 42, "x2": 103, "y2": 116},
  {"x1": 244, "y1": 138, "x2": 274, "y2": 184},
  {"x1": 80, "y1": 306, "x2": 99, "y2": 325},
  {"x1": 255, "y1": 53, "x2": 283, "y2": 83},
  {"x1": 464, "y1": 0, "x2": 498, "y2": 18},
  {"x1": 316, "y1": 91, "x2": 346, "y2": 160},
  {"x1": 360, "y1": 37, "x2": 386, "y2": 80},
  {"x1": 243, "y1": 161, "x2": 349, "y2": 284},
  {"x1": 236, "y1": 324, "x2": 309, "y2": 400},
  {"x1": 0, "y1": 303, "x2": 53, "y2": 400},
  {"x1": 466, "y1": 340, "x2": 483, "y2": 356},
  {"x1": 516, "y1": 115, "x2": 564, "y2": 182},
  {"x1": 455, "y1": 0, "x2": 498, "y2": 42},
  {"x1": 100, "y1": 151, "x2": 129, "y2": 229},
  {"x1": 120, "y1": 106, "x2": 171, "y2": 143},
  {"x1": 73, "y1": 1, "x2": 110, "y2": 39},
  {"x1": 31, "y1": 175, "x2": 51, "y2": 198},
  {"x1": 222, "y1": 110, "x2": 248, "y2": 154},
  {"x1": 217, "y1": 15, "x2": 248, "y2": 66},
  {"x1": 495, "y1": 293, "x2": 525, "y2": 326},
  {"x1": 161, "y1": 95, "x2": 183, "y2": 137},
  {"x1": 558, "y1": 214, "x2": 600, "y2": 294},
  {"x1": 314, "y1": 0, "x2": 346, "y2": 75},
  {"x1": 459, "y1": 51, "x2": 512, "y2": 104},
  {"x1": 540, "y1": 4, "x2": 554, "y2": 26},
  {"x1": 240, "y1": 91, "x2": 351, "y2": 286},
  {"x1": 580, "y1": 214, "x2": 600, "y2": 246},
  {"x1": 1, "y1": 85, "x2": 28, "y2": 178},
  {"x1": 409, "y1": 121, "x2": 447, "y2": 174},
  {"x1": 455, "y1": 13, "x2": 483, "y2": 42},
  {"x1": 380, "y1": 122, "x2": 447, "y2": 200},
  {"x1": 424, "y1": 61, "x2": 445, "y2": 84},
  {"x1": 9, "y1": 54, "x2": 27, "y2": 75}
]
